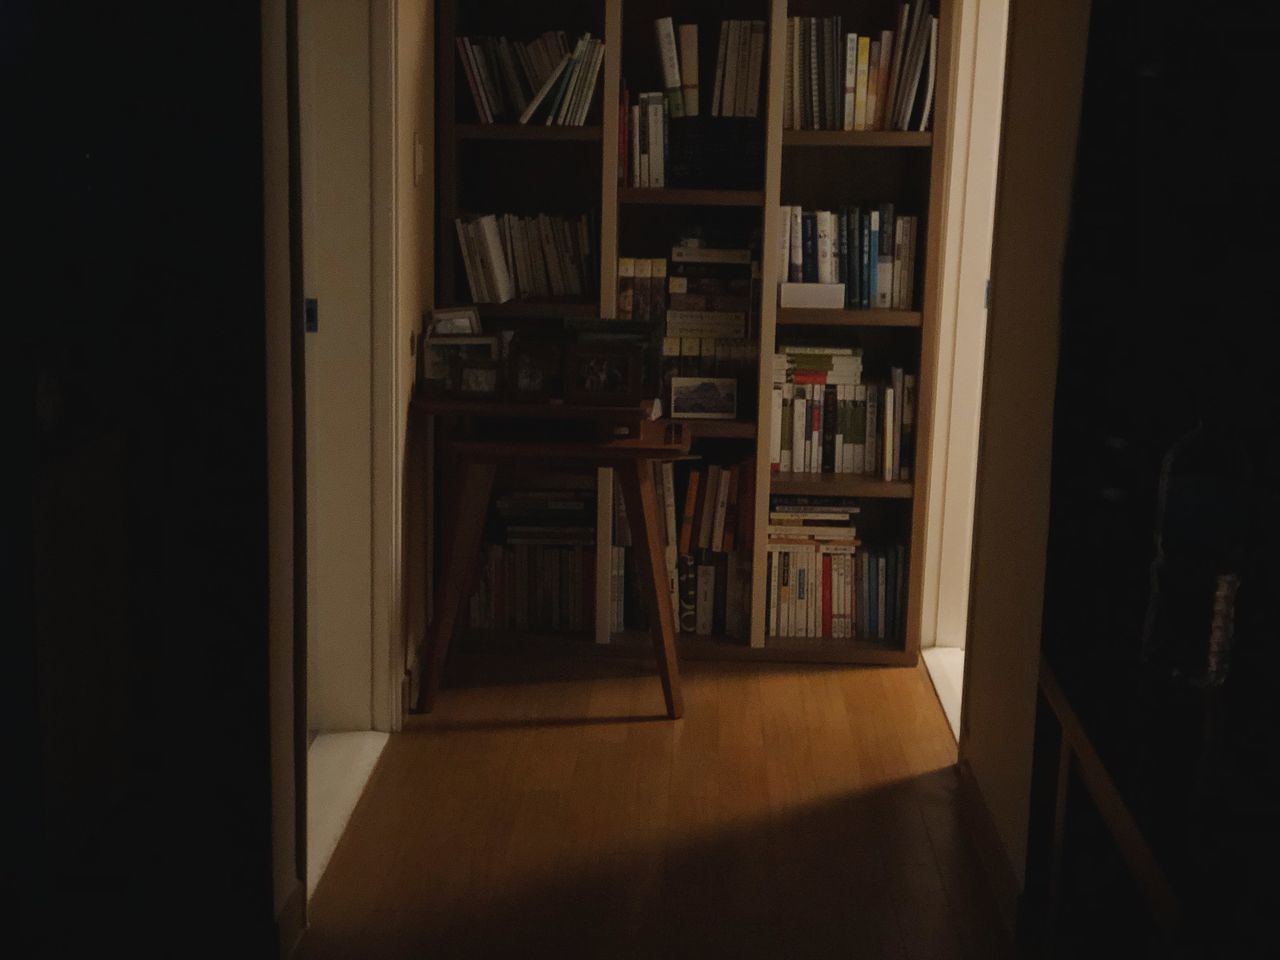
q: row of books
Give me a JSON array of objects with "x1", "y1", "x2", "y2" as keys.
[
  {"x1": 468, "y1": 487, "x2": 597, "y2": 633},
  {"x1": 455, "y1": 212, "x2": 598, "y2": 304},
  {"x1": 469, "y1": 543, "x2": 595, "y2": 633},
  {"x1": 617, "y1": 246, "x2": 757, "y2": 331},
  {"x1": 766, "y1": 525, "x2": 907, "y2": 642},
  {"x1": 783, "y1": 4, "x2": 938, "y2": 132},
  {"x1": 613, "y1": 461, "x2": 750, "y2": 639},
  {"x1": 458, "y1": 32, "x2": 603, "y2": 126},
  {"x1": 777, "y1": 205, "x2": 920, "y2": 311},
  {"x1": 769, "y1": 347, "x2": 916, "y2": 480}
]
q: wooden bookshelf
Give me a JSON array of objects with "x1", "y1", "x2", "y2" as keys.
[
  {"x1": 777, "y1": 308, "x2": 923, "y2": 327},
  {"x1": 456, "y1": 124, "x2": 603, "y2": 142},
  {"x1": 428, "y1": 0, "x2": 955, "y2": 667},
  {"x1": 618, "y1": 187, "x2": 767, "y2": 207},
  {"x1": 770, "y1": 474, "x2": 914, "y2": 498},
  {"x1": 783, "y1": 130, "x2": 933, "y2": 148},
  {"x1": 475, "y1": 300, "x2": 600, "y2": 320},
  {"x1": 661, "y1": 419, "x2": 757, "y2": 440}
]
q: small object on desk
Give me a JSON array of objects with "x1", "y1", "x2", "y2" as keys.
[
  {"x1": 504, "y1": 332, "x2": 562, "y2": 400},
  {"x1": 563, "y1": 342, "x2": 644, "y2": 406},
  {"x1": 431, "y1": 305, "x2": 481, "y2": 336},
  {"x1": 671, "y1": 376, "x2": 737, "y2": 420},
  {"x1": 454, "y1": 357, "x2": 501, "y2": 397},
  {"x1": 424, "y1": 335, "x2": 499, "y2": 394}
]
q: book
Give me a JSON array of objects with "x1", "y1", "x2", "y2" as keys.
[
  {"x1": 678, "y1": 24, "x2": 700, "y2": 116},
  {"x1": 617, "y1": 257, "x2": 636, "y2": 320},
  {"x1": 779, "y1": 282, "x2": 845, "y2": 309},
  {"x1": 654, "y1": 18, "x2": 685, "y2": 118}
]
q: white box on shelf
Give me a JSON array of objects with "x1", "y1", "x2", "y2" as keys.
[{"x1": 779, "y1": 282, "x2": 846, "y2": 309}]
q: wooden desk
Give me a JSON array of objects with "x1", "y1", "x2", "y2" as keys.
[{"x1": 417, "y1": 397, "x2": 691, "y2": 719}]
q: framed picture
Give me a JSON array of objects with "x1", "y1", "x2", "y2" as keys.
[
  {"x1": 504, "y1": 334, "x2": 562, "y2": 401},
  {"x1": 563, "y1": 342, "x2": 644, "y2": 406},
  {"x1": 423, "y1": 335, "x2": 499, "y2": 393},
  {"x1": 431, "y1": 306, "x2": 481, "y2": 336},
  {"x1": 453, "y1": 357, "x2": 501, "y2": 397},
  {"x1": 670, "y1": 376, "x2": 738, "y2": 419}
]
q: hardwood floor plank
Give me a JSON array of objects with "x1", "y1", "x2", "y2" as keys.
[{"x1": 300, "y1": 658, "x2": 1008, "y2": 959}]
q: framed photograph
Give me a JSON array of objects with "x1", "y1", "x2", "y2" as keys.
[
  {"x1": 670, "y1": 376, "x2": 738, "y2": 420},
  {"x1": 563, "y1": 342, "x2": 644, "y2": 406},
  {"x1": 504, "y1": 334, "x2": 562, "y2": 401},
  {"x1": 423, "y1": 335, "x2": 499, "y2": 393},
  {"x1": 453, "y1": 357, "x2": 501, "y2": 397},
  {"x1": 431, "y1": 306, "x2": 481, "y2": 336}
]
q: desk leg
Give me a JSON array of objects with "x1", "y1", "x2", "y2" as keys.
[
  {"x1": 421, "y1": 459, "x2": 496, "y2": 713},
  {"x1": 617, "y1": 460, "x2": 684, "y2": 720}
]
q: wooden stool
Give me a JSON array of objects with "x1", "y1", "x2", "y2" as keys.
[{"x1": 419, "y1": 415, "x2": 691, "y2": 720}]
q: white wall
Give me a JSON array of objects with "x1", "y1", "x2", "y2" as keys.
[
  {"x1": 300, "y1": 0, "x2": 375, "y2": 733},
  {"x1": 920, "y1": 0, "x2": 1010, "y2": 651},
  {"x1": 959, "y1": 0, "x2": 1091, "y2": 916}
]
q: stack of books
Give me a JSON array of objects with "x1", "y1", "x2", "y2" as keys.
[
  {"x1": 468, "y1": 488, "x2": 596, "y2": 634},
  {"x1": 610, "y1": 460, "x2": 749, "y2": 640},
  {"x1": 782, "y1": 3, "x2": 938, "y2": 132},
  {"x1": 616, "y1": 257, "x2": 669, "y2": 323},
  {"x1": 455, "y1": 212, "x2": 598, "y2": 304},
  {"x1": 765, "y1": 495, "x2": 860, "y2": 640},
  {"x1": 769, "y1": 346, "x2": 916, "y2": 481},
  {"x1": 765, "y1": 495, "x2": 906, "y2": 643},
  {"x1": 776, "y1": 204, "x2": 919, "y2": 310},
  {"x1": 458, "y1": 31, "x2": 604, "y2": 126},
  {"x1": 659, "y1": 243, "x2": 758, "y2": 410}
]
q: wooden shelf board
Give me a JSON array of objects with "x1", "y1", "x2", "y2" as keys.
[
  {"x1": 473, "y1": 300, "x2": 600, "y2": 320},
  {"x1": 782, "y1": 130, "x2": 933, "y2": 148},
  {"x1": 609, "y1": 630, "x2": 912, "y2": 665},
  {"x1": 456, "y1": 124, "x2": 603, "y2": 142},
  {"x1": 770, "y1": 474, "x2": 914, "y2": 498},
  {"x1": 777, "y1": 308, "x2": 922, "y2": 327},
  {"x1": 619, "y1": 187, "x2": 765, "y2": 207},
  {"x1": 661, "y1": 418, "x2": 757, "y2": 439}
]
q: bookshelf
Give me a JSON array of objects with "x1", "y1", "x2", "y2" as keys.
[{"x1": 430, "y1": 0, "x2": 951, "y2": 667}]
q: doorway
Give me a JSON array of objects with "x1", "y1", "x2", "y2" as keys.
[{"x1": 918, "y1": 0, "x2": 1009, "y2": 741}]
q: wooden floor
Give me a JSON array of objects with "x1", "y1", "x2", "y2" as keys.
[{"x1": 298, "y1": 653, "x2": 1010, "y2": 959}]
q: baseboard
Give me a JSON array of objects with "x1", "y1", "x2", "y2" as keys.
[
  {"x1": 276, "y1": 880, "x2": 305, "y2": 959},
  {"x1": 956, "y1": 758, "x2": 1021, "y2": 938}
]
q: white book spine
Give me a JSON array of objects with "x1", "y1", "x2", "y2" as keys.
[
  {"x1": 842, "y1": 34, "x2": 857, "y2": 130},
  {"x1": 648, "y1": 94, "x2": 664, "y2": 188},
  {"x1": 770, "y1": 385, "x2": 783, "y2": 470},
  {"x1": 654, "y1": 17, "x2": 684, "y2": 118},
  {"x1": 721, "y1": 21, "x2": 741, "y2": 118},
  {"x1": 711, "y1": 19, "x2": 730, "y2": 117},
  {"x1": 816, "y1": 211, "x2": 835, "y2": 284}
]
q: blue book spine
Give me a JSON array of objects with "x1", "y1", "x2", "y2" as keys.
[{"x1": 801, "y1": 213, "x2": 818, "y2": 283}]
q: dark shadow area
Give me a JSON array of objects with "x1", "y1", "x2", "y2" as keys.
[{"x1": 299, "y1": 766, "x2": 1010, "y2": 960}]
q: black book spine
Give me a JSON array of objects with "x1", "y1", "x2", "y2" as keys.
[
  {"x1": 801, "y1": 212, "x2": 818, "y2": 283},
  {"x1": 712, "y1": 552, "x2": 728, "y2": 636},
  {"x1": 677, "y1": 553, "x2": 697, "y2": 633},
  {"x1": 822, "y1": 384, "x2": 838, "y2": 472}
]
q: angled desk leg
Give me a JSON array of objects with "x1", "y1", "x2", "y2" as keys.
[
  {"x1": 617, "y1": 459, "x2": 685, "y2": 720},
  {"x1": 421, "y1": 458, "x2": 496, "y2": 713}
]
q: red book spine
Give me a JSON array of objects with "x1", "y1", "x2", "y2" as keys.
[{"x1": 822, "y1": 554, "x2": 833, "y2": 638}]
